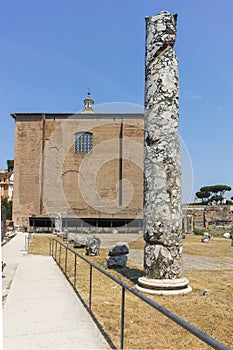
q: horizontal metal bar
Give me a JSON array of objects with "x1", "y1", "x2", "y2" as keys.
[{"x1": 52, "y1": 238, "x2": 229, "y2": 350}]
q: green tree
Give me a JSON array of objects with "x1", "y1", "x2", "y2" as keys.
[
  {"x1": 7, "y1": 160, "x2": 14, "y2": 172},
  {"x1": 1, "y1": 198, "x2": 12, "y2": 220},
  {"x1": 209, "y1": 195, "x2": 223, "y2": 204},
  {"x1": 196, "y1": 191, "x2": 210, "y2": 203},
  {"x1": 196, "y1": 184, "x2": 232, "y2": 204}
]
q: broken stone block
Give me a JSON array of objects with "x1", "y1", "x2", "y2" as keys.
[
  {"x1": 73, "y1": 236, "x2": 88, "y2": 248},
  {"x1": 201, "y1": 232, "x2": 211, "y2": 243},
  {"x1": 223, "y1": 232, "x2": 230, "y2": 239},
  {"x1": 86, "y1": 235, "x2": 101, "y2": 256},
  {"x1": 105, "y1": 255, "x2": 127, "y2": 269},
  {"x1": 109, "y1": 243, "x2": 129, "y2": 256}
]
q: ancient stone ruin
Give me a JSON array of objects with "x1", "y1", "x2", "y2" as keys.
[
  {"x1": 54, "y1": 213, "x2": 62, "y2": 234},
  {"x1": 86, "y1": 235, "x2": 101, "y2": 256},
  {"x1": 105, "y1": 243, "x2": 129, "y2": 269},
  {"x1": 70, "y1": 234, "x2": 101, "y2": 256},
  {"x1": 137, "y1": 11, "x2": 191, "y2": 295},
  {"x1": 73, "y1": 236, "x2": 88, "y2": 248},
  {"x1": 201, "y1": 232, "x2": 211, "y2": 243}
]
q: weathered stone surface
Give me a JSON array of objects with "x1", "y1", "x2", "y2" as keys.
[
  {"x1": 143, "y1": 11, "x2": 183, "y2": 280},
  {"x1": 63, "y1": 229, "x2": 69, "y2": 241},
  {"x1": 54, "y1": 213, "x2": 62, "y2": 233},
  {"x1": 73, "y1": 236, "x2": 88, "y2": 248},
  {"x1": 137, "y1": 276, "x2": 192, "y2": 295},
  {"x1": 201, "y1": 232, "x2": 211, "y2": 243},
  {"x1": 144, "y1": 243, "x2": 182, "y2": 279},
  {"x1": 86, "y1": 235, "x2": 101, "y2": 256},
  {"x1": 109, "y1": 243, "x2": 129, "y2": 256},
  {"x1": 223, "y1": 232, "x2": 231, "y2": 239},
  {"x1": 105, "y1": 242, "x2": 129, "y2": 268},
  {"x1": 54, "y1": 231, "x2": 64, "y2": 238},
  {"x1": 105, "y1": 255, "x2": 127, "y2": 269},
  {"x1": 183, "y1": 204, "x2": 233, "y2": 230},
  {"x1": 67, "y1": 233, "x2": 76, "y2": 243}
]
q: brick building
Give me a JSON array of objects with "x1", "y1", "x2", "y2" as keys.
[
  {"x1": 11, "y1": 94, "x2": 144, "y2": 231},
  {"x1": 11, "y1": 93, "x2": 233, "y2": 233}
]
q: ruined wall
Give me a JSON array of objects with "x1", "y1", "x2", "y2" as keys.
[{"x1": 183, "y1": 205, "x2": 233, "y2": 230}]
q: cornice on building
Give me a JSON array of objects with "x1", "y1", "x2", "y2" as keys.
[{"x1": 11, "y1": 113, "x2": 144, "y2": 121}]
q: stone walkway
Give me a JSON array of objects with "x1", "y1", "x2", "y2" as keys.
[
  {"x1": 2, "y1": 233, "x2": 108, "y2": 350},
  {"x1": 2, "y1": 231, "x2": 27, "y2": 304}
]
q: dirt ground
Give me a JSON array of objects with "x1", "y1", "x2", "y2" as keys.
[
  {"x1": 28, "y1": 232, "x2": 233, "y2": 349},
  {"x1": 76, "y1": 233, "x2": 233, "y2": 270}
]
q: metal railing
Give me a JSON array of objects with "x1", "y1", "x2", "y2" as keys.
[
  {"x1": 25, "y1": 232, "x2": 32, "y2": 251},
  {"x1": 50, "y1": 238, "x2": 229, "y2": 350}
]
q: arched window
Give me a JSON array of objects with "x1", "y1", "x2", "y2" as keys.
[{"x1": 74, "y1": 132, "x2": 93, "y2": 153}]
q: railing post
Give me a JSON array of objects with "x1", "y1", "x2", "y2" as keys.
[
  {"x1": 120, "y1": 287, "x2": 125, "y2": 350},
  {"x1": 50, "y1": 237, "x2": 52, "y2": 256},
  {"x1": 74, "y1": 254, "x2": 77, "y2": 291},
  {"x1": 55, "y1": 240, "x2": 57, "y2": 261},
  {"x1": 65, "y1": 246, "x2": 68, "y2": 275},
  {"x1": 89, "y1": 265, "x2": 93, "y2": 312},
  {"x1": 49, "y1": 238, "x2": 230, "y2": 350},
  {"x1": 59, "y1": 242, "x2": 62, "y2": 266},
  {"x1": 51, "y1": 238, "x2": 54, "y2": 257}
]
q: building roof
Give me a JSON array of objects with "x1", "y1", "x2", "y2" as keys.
[{"x1": 11, "y1": 113, "x2": 144, "y2": 120}]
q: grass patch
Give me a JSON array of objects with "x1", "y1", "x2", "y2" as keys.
[
  {"x1": 29, "y1": 234, "x2": 233, "y2": 349},
  {"x1": 129, "y1": 233, "x2": 233, "y2": 259},
  {"x1": 28, "y1": 234, "x2": 53, "y2": 255}
]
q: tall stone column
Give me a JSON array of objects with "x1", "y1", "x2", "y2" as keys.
[{"x1": 137, "y1": 11, "x2": 191, "y2": 295}]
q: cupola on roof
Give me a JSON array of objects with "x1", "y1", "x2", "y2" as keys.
[{"x1": 82, "y1": 91, "x2": 95, "y2": 113}]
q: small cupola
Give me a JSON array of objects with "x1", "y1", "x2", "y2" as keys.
[{"x1": 82, "y1": 91, "x2": 95, "y2": 113}]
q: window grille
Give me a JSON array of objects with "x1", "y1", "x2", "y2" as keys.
[{"x1": 74, "y1": 132, "x2": 93, "y2": 153}]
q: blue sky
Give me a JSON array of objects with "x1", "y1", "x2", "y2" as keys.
[{"x1": 0, "y1": 0, "x2": 233, "y2": 202}]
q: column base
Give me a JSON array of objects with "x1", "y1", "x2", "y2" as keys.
[{"x1": 136, "y1": 277, "x2": 192, "y2": 295}]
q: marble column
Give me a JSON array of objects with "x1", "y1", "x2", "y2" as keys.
[{"x1": 137, "y1": 11, "x2": 191, "y2": 295}]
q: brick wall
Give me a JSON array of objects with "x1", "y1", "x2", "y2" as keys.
[
  {"x1": 12, "y1": 113, "x2": 144, "y2": 226},
  {"x1": 13, "y1": 115, "x2": 43, "y2": 226}
]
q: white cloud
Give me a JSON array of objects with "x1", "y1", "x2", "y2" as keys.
[
  {"x1": 192, "y1": 94, "x2": 203, "y2": 100},
  {"x1": 181, "y1": 90, "x2": 203, "y2": 101}
]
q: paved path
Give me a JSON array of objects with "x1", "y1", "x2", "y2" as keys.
[
  {"x1": 2, "y1": 233, "x2": 108, "y2": 350},
  {"x1": 2, "y1": 231, "x2": 27, "y2": 303}
]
